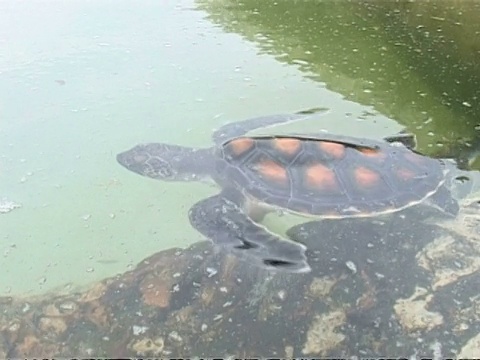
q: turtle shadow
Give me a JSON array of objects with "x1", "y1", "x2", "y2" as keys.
[{"x1": 287, "y1": 208, "x2": 440, "y2": 294}]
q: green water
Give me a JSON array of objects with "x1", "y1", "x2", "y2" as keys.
[
  {"x1": 0, "y1": 0, "x2": 478, "y2": 296},
  {"x1": 198, "y1": 0, "x2": 480, "y2": 159}
]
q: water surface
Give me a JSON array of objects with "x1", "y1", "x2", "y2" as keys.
[
  {"x1": 1, "y1": 0, "x2": 403, "y2": 295},
  {"x1": 1, "y1": 0, "x2": 479, "y2": 296}
]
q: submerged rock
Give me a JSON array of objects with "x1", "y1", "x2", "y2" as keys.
[{"x1": 0, "y1": 193, "x2": 479, "y2": 357}]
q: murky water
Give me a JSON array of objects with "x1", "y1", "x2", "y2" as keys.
[
  {"x1": 0, "y1": 0, "x2": 398, "y2": 296},
  {"x1": 1, "y1": 0, "x2": 480, "y2": 357},
  {"x1": 0, "y1": 0, "x2": 479, "y2": 301}
]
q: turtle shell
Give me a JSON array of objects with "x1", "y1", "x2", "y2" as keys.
[{"x1": 215, "y1": 135, "x2": 446, "y2": 218}]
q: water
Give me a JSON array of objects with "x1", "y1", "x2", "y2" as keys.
[
  {"x1": 0, "y1": 0, "x2": 404, "y2": 296},
  {"x1": 1, "y1": 0, "x2": 478, "y2": 296},
  {"x1": 1, "y1": 0, "x2": 480, "y2": 356},
  {"x1": 198, "y1": 0, "x2": 480, "y2": 159}
]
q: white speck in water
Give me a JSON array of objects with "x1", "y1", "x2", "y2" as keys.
[
  {"x1": 206, "y1": 267, "x2": 218, "y2": 277},
  {"x1": 22, "y1": 303, "x2": 31, "y2": 313},
  {"x1": 86, "y1": 267, "x2": 94, "y2": 273},
  {"x1": 168, "y1": 331, "x2": 182, "y2": 342},
  {"x1": 0, "y1": 199, "x2": 21, "y2": 213},
  {"x1": 59, "y1": 302, "x2": 75, "y2": 311},
  {"x1": 132, "y1": 325, "x2": 149, "y2": 336},
  {"x1": 346, "y1": 261, "x2": 357, "y2": 274}
]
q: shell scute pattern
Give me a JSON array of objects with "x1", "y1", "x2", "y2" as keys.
[
  {"x1": 218, "y1": 135, "x2": 445, "y2": 218},
  {"x1": 317, "y1": 141, "x2": 346, "y2": 159},
  {"x1": 272, "y1": 137, "x2": 302, "y2": 156}
]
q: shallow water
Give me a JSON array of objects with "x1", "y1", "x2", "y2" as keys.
[
  {"x1": 0, "y1": 0, "x2": 479, "y2": 300},
  {"x1": 0, "y1": 0, "x2": 401, "y2": 296}
]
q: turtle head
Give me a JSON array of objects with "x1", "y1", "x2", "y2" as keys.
[{"x1": 116, "y1": 143, "x2": 212, "y2": 182}]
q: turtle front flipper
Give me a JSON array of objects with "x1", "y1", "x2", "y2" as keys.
[
  {"x1": 188, "y1": 191, "x2": 311, "y2": 273},
  {"x1": 212, "y1": 108, "x2": 329, "y2": 144}
]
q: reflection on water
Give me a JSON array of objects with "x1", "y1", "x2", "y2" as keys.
[
  {"x1": 197, "y1": 0, "x2": 480, "y2": 163},
  {"x1": 0, "y1": 0, "x2": 409, "y2": 296},
  {"x1": 1, "y1": 0, "x2": 480, "y2": 357}
]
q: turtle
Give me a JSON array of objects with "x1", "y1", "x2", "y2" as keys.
[{"x1": 116, "y1": 110, "x2": 459, "y2": 273}]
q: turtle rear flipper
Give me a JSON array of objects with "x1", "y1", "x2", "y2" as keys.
[
  {"x1": 383, "y1": 132, "x2": 417, "y2": 149},
  {"x1": 425, "y1": 185, "x2": 460, "y2": 217},
  {"x1": 188, "y1": 191, "x2": 310, "y2": 273}
]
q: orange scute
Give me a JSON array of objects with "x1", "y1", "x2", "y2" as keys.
[
  {"x1": 355, "y1": 166, "x2": 380, "y2": 187},
  {"x1": 317, "y1": 141, "x2": 345, "y2": 158},
  {"x1": 359, "y1": 146, "x2": 382, "y2": 157},
  {"x1": 227, "y1": 137, "x2": 254, "y2": 155},
  {"x1": 273, "y1": 138, "x2": 301, "y2": 155},
  {"x1": 396, "y1": 167, "x2": 415, "y2": 181},
  {"x1": 255, "y1": 160, "x2": 288, "y2": 184},
  {"x1": 305, "y1": 163, "x2": 337, "y2": 189}
]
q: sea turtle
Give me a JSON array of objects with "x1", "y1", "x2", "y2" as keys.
[{"x1": 116, "y1": 110, "x2": 459, "y2": 273}]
